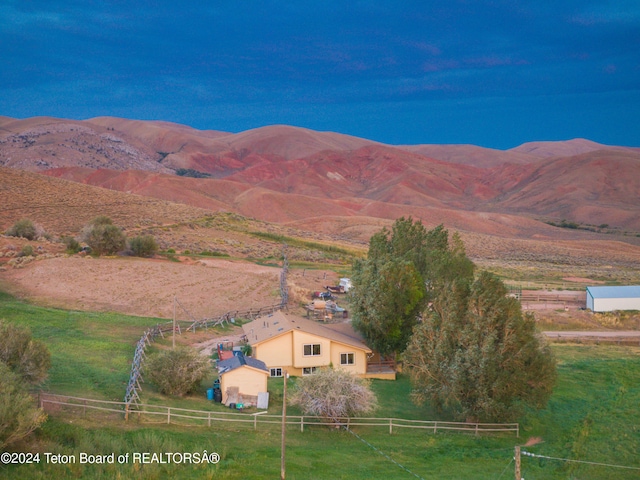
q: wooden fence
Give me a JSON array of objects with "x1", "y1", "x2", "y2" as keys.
[
  {"x1": 40, "y1": 393, "x2": 519, "y2": 437},
  {"x1": 123, "y1": 247, "x2": 290, "y2": 413},
  {"x1": 545, "y1": 333, "x2": 640, "y2": 347}
]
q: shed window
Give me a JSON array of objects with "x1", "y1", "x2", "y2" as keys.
[
  {"x1": 303, "y1": 344, "x2": 321, "y2": 356},
  {"x1": 270, "y1": 368, "x2": 283, "y2": 377},
  {"x1": 340, "y1": 353, "x2": 355, "y2": 365}
]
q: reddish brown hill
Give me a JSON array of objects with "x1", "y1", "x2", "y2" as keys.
[
  {"x1": 2, "y1": 116, "x2": 639, "y2": 232},
  {"x1": 0, "y1": 117, "x2": 169, "y2": 172},
  {"x1": 228, "y1": 144, "x2": 494, "y2": 208},
  {"x1": 43, "y1": 167, "x2": 248, "y2": 212},
  {"x1": 397, "y1": 144, "x2": 539, "y2": 167},
  {"x1": 0, "y1": 167, "x2": 209, "y2": 235},
  {"x1": 509, "y1": 138, "x2": 634, "y2": 158},
  {"x1": 486, "y1": 150, "x2": 640, "y2": 229}
]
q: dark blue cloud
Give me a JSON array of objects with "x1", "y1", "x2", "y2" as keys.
[{"x1": 1, "y1": 0, "x2": 638, "y2": 148}]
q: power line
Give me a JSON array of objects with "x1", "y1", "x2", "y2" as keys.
[
  {"x1": 496, "y1": 457, "x2": 514, "y2": 480},
  {"x1": 522, "y1": 450, "x2": 640, "y2": 471},
  {"x1": 344, "y1": 427, "x2": 425, "y2": 480}
]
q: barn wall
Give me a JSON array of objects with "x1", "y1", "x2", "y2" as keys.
[{"x1": 593, "y1": 297, "x2": 640, "y2": 312}]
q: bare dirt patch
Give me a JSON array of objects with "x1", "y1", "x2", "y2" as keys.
[
  {"x1": 0, "y1": 256, "x2": 281, "y2": 319},
  {"x1": 562, "y1": 276, "x2": 605, "y2": 284}
]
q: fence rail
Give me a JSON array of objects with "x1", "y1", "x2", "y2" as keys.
[
  {"x1": 40, "y1": 393, "x2": 519, "y2": 437},
  {"x1": 123, "y1": 247, "x2": 290, "y2": 414}
]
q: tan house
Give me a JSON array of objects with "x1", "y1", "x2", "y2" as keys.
[
  {"x1": 242, "y1": 311, "x2": 395, "y2": 380},
  {"x1": 217, "y1": 355, "x2": 269, "y2": 406}
]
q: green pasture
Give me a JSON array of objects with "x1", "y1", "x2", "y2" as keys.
[{"x1": 1, "y1": 291, "x2": 640, "y2": 479}]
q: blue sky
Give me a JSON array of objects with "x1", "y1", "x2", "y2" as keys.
[{"x1": 1, "y1": 1, "x2": 638, "y2": 149}]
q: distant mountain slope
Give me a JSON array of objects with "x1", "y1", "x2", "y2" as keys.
[
  {"x1": 0, "y1": 117, "x2": 170, "y2": 172},
  {"x1": 486, "y1": 150, "x2": 640, "y2": 229},
  {"x1": 0, "y1": 166, "x2": 209, "y2": 235},
  {"x1": 1, "y1": 115, "x2": 639, "y2": 231},
  {"x1": 509, "y1": 138, "x2": 633, "y2": 158},
  {"x1": 397, "y1": 144, "x2": 539, "y2": 167}
]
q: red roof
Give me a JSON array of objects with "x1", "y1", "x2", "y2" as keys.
[{"x1": 218, "y1": 350, "x2": 234, "y2": 361}]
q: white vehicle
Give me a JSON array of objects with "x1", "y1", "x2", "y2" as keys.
[{"x1": 339, "y1": 278, "x2": 352, "y2": 293}]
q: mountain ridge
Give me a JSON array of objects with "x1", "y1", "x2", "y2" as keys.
[{"x1": 1, "y1": 115, "x2": 639, "y2": 232}]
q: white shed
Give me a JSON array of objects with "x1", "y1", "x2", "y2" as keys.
[{"x1": 586, "y1": 286, "x2": 640, "y2": 312}]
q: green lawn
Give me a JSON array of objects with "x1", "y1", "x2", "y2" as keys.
[{"x1": 1, "y1": 292, "x2": 640, "y2": 479}]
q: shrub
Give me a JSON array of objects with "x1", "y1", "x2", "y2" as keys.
[
  {"x1": 0, "y1": 363, "x2": 47, "y2": 450},
  {"x1": 20, "y1": 244, "x2": 34, "y2": 257},
  {"x1": 6, "y1": 219, "x2": 39, "y2": 240},
  {"x1": 0, "y1": 320, "x2": 51, "y2": 385},
  {"x1": 62, "y1": 236, "x2": 81, "y2": 254},
  {"x1": 290, "y1": 367, "x2": 377, "y2": 424},
  {"x1": 129, "y1": 235, "x2": 158, "y2": 258},
  {"x1": 146, "y1": 348, "x2": 210, "y2": 396},
  {"x1": 83, "y1": 216, "x2": 126, "y2": 255}
]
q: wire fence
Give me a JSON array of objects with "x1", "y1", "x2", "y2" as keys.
[{"x1": 40, "y1": 393, "x2": 519, "y2": 437}]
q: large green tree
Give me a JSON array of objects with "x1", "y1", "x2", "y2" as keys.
[
  {"x1": 350, "y1": 218, "x2": 474, "y2": 357},
  {"x1": 405, "y1": 271, "x2": 557, "y2": 422}
]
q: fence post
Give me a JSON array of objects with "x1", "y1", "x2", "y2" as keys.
[
  {"x1": 167, "y1": 407, "x2": 171, "y2": 424},
  {"x1": 475, "y1": 423, "x2": 478, "y2": 436},
  {"x1": 389, "y1": 418, "x2": 393, "y2": 435},
  {"x1": 254, "y1": 414, "x2": 258, "y2": 431},
  {"x1": 434, "y1": 421, "x2": 438, "y2": 434},
  {"x1": 300, "y1": 416, "x2": 304, "y2": 432},
  {"x1": 208, "y1": 411, "x2": 211, "y2": 428}
]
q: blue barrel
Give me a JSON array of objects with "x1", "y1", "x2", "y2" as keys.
[{"x1": 206, "y1": 388, "x2": 214, "y2": 400}]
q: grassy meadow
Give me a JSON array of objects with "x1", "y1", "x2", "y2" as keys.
[{"x1": 1, "y1": 291, "x2": 640, "y2": 479}]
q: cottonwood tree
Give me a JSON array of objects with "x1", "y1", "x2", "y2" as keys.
[
  {"x1": 290, "y1": 368, "x2": 377, "y2": 424},
  {"x1": 146, "y1": 347, "x2": 211, "y2": 396},
  {"x1": 405, "y1": 271, "x2": 557, "y2": 422},
  {"x1": 350, "y1": 218, "x2": 474, "y2": 357}
]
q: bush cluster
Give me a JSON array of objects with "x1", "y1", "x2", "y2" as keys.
[
  {"x1": 146, "y1": 348, "x2": 210, "y2": 396},
  {"x1": 129, "y1": 235, "x2": 158, "y2": 258},
  {"x1": 0, "y1": 321, "x2": 50, "y2": 449},
  {"x1": 5, "y1": 219, "x2": 45, "y2": 240}
]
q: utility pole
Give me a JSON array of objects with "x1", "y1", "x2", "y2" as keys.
[
  {"x1": 281, "y1": 370, "x2": 288, "y2": 480},
  {"x1": 515, "y1": 446, "x2": 521, "y2": 480},
  {"x1": 173, "y1": 295, "x2": 176, "y2": 350}
]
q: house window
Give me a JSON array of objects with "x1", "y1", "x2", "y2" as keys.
[
  {"x1": 303, "y1": 343, "x2": 321, "y2": 356},
  {"x1": 303, "y1": 367, "x2": 318, "y2": 375},
  {"x1": 340, "y1": 353, "x2": 355, "y2": 365},
  {"x1": 270, "y1": 368, "x2": 283, "y2": 377}
]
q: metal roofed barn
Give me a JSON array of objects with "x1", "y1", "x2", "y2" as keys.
[{"x1": 586, "y1": 285, "x2": 640, "y2": 312}]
